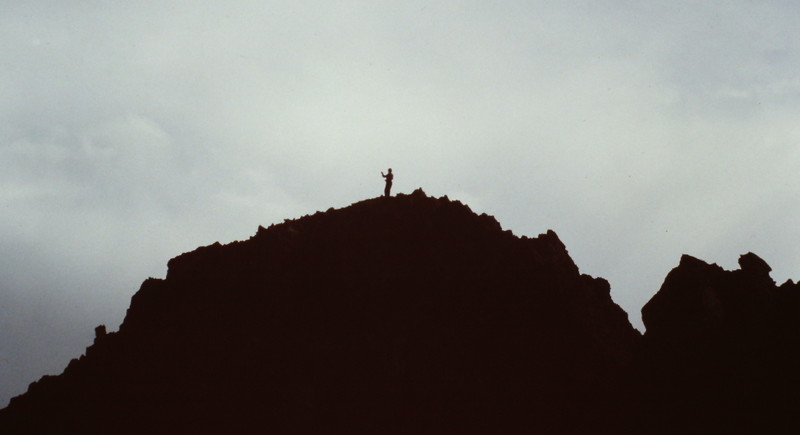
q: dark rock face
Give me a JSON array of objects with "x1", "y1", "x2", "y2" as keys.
[
  {"x1": 0, "y1": 190, "x2": 640, "y2": 434},
  {"x1": 638, "y1": 252, "x2": 800, "y2": 433}
]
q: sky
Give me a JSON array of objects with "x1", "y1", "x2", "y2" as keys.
[{"x1": 2, "y1": 1, "x2": 800, "y2": 406}]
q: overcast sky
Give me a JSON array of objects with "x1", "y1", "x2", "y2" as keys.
[{"x1": 2, "y1": 1, "x2": 800, "y2": 406}]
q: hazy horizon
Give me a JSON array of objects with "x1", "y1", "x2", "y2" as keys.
[{"x1": 3, "y1": 1, "x2": 800, "y2": 406}]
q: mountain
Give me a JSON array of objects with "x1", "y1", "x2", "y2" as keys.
[
  {"x1": 0, "y1": 190, "x2": 639, "y2": 434},
  {"x1": 2, "y1": 189, "x2": 799, "y2": 433}
]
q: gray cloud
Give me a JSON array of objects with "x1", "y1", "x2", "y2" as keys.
[{"x1": 2, "y1": 1, "x2": 800, "y2": 405}]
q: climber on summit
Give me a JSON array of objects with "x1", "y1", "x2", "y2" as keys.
[{"x1": 381, "y1": 168, "x2": 393, "y2": 197}]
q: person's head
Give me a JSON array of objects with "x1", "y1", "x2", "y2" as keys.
[{"x1": 388, "y1": 168, "x2": 392, "y2": 173}]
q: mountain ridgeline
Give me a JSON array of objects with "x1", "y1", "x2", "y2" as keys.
[{"x1": 1, "y1": 189, "x2": 799, "y2": 433}]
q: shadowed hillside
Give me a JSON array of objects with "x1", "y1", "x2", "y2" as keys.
[
  {"x1": 2, "y1": 189, "x2": 800, "y2": 433},
  {"x1": 0, "y1": 189, "x2": 639, "y2": 434}
]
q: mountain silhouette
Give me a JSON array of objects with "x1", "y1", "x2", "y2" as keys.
[
  {"x1": 1, "y1": 189, "x2": 799, "y2": 433},
  {"x1": 636, "y1": 253, "x2": 800, "y2": 434}
]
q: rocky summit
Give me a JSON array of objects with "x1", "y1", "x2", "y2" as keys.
[
  {"x1": 1, "y1": 189, "x2": 799, "y2": 434},
  {"x1": 637, "y1": 252, "x2": 800, "y2": 434}
]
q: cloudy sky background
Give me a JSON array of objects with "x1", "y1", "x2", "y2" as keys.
[{"x1": 2, "y1": 1, "x2": 800, "y2": 405}]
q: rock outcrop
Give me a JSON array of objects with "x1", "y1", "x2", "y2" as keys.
[
  {"x1": 638, "y1": 253, "x2": 800, "y2": 433},
  {"x1": 0, "y1": 190, "x2": 640, "y2": 434}
]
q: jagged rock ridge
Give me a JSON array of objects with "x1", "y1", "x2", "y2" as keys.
[
  {"x1": 637, "y1": 252, "x2": 800, "y2": 433},
  {"x1": 0, "y1": 189, "x2": 640, "y2": 434}
]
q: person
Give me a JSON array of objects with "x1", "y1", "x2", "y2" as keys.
[{"x1": 381, "y1": 168, "x2": 393, "y2": 197}]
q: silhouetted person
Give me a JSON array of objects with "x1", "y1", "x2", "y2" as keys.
[{"x1": 381, "y1": 168, "x2": 393, "y2": 197}]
